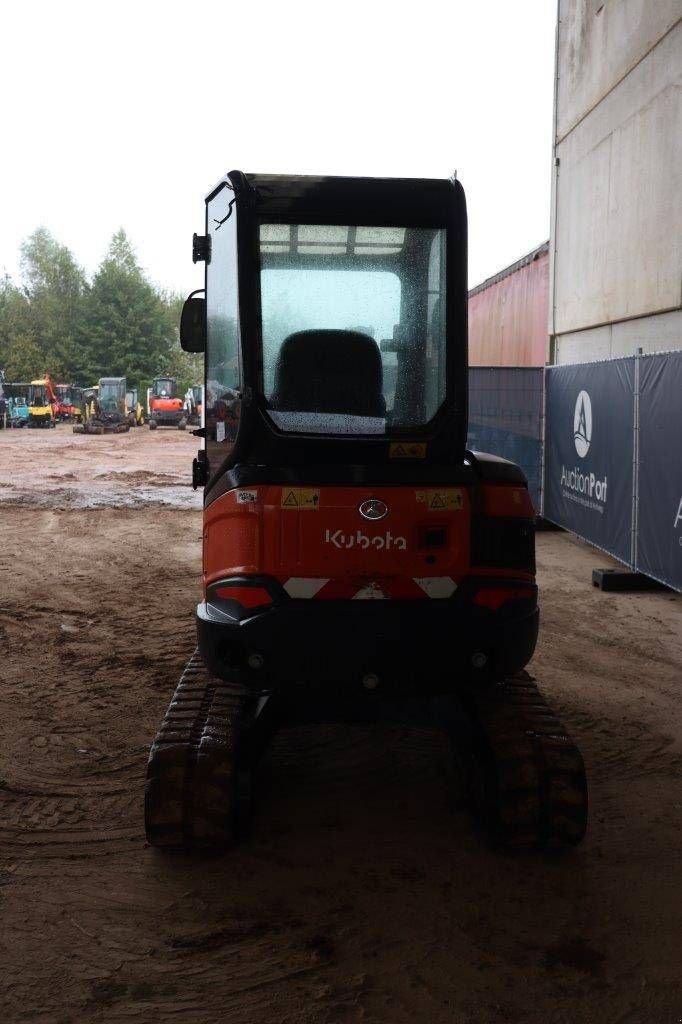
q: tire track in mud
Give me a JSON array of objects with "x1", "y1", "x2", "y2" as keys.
[
  {"x1": 0, "y1": 423, "x2": 201, "y2": 511},
  {"x1": 0, "y1": 574, "x2": 196, "y2": 859}
]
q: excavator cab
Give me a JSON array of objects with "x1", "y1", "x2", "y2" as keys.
[
  {"x1": 28, "y1": 381, "x2": 55, "y2": 428},
  {"x1": 74, "y1": 378, "x2": 130, "y2": 434},
  {"x1": 152, "y1": 376, "x2": 175, "y2": 399},
  {"x1": 126, "y1": 387, "x2": 144, "y2": 426},
  {"x1": 148, "y1": 375, "x2": 187, "y2": 430},
  {"x1": 3, "y1": 384, "x2": 30, "y2": 427},
  {"x1": 145, "y1": 172, "x2": 587, "y2": 852}
]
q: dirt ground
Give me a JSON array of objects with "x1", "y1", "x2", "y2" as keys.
[{"x1": 1, "y1": 424, "x2": 680, "y2": 1024}]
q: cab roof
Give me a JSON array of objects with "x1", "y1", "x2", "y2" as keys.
[{"x1": 207, "y1": 171, "x2": 465, "y2": 228}]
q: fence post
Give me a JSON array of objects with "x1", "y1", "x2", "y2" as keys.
[
  {"x1": 631, "y1": 349, "x2": 642, "y2": 570},
  {"x1": 540, "y1": 364, "x2": 548, "y2": 518}
]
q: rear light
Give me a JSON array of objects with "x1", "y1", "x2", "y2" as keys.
[
  {"x1": 473, "y1": 586, "x2": 536, "y2": 610},
  {"x1": 210, "y1": 583, "x2": 273, "y2": 610}
]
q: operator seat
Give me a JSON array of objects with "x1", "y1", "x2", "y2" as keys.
[{"x1": 271, "y1": 329, "x2": 385, "y2": 417}]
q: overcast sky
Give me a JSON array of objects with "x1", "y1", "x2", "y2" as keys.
[{"x1": 1, "y1": 0, "x2": 556, "y2": 296}]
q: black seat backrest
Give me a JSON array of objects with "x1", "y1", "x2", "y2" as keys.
[{"x1": 271, "y1": 329, "x2": 385, "y2": 417}]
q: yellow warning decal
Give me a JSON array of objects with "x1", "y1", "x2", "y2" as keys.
[
  {"x1": 416, "y1": 488, "x2": 464, "y2": 512},
  {"x1": 389, "y1": 442, "x2": 427, "y2": 459},
  {"x1": 281, "y1": 487, "x2": 320, "y2": 510}
]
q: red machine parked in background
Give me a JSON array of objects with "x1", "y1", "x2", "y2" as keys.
[
  {"x1": 147, "y1": 375, "x2": 188, "y2": 430},
  {"x1": 53, "y1": 383, "x2": 84, "y2": 421}
]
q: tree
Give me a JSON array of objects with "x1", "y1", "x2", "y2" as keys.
[
  {"x1": 83, "y1": 230, "x2": 177, "y2": 388},
  {"x1": 19, "y1": 228, "x2": 89, "y2": 380},
  {"x1": 0, "y1": 227, "x2": 191, "y2": 389},
  {"x1": 0, "y1": 274, "x2": 42, "y2": 381}
]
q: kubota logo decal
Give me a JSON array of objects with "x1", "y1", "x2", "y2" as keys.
[
  {"x1": 573, "y1": 390, "x2": 592, "y2": 458},
  {"x1": 358, "y1": 499, "x2": 388, "y2": 520},
  {"x1": 324, "y1": 529, "x2": 407, "y2": 551}
]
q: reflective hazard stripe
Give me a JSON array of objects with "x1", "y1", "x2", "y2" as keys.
[
  {"x1": 351, "y1": 584, "x2": 390, "y2": 600},
  {"x1": 413, "y1": 576, "x2": 458, "y2": 598},
  {"x1": 280, "y1": 577, "x2": 457, "y2": 599},
  {"x1": 282, "y1": 577, "x2": 330, "y2": 598}
]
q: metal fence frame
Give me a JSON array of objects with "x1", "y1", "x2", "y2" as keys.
[
  {"x1": 469, "y1": 354, "x2": 681, "y2": 592},
  {"x1": 542, "y1": 350, "x2": 681, "y2": 592}
]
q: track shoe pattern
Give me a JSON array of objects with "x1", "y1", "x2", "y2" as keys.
[
  {"x1": 145, "y1": 650, "x2": 247, "y2": 848},
  {"x1": 467, "y1": 671, "x2": 588, "y2": 848}
]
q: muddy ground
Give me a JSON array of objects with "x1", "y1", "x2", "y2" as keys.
[{"x1": 0, "y1": 424, "x2": 680, "y2": 1023}]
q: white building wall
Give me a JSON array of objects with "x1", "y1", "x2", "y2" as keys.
[{"x1": 550, "y1": 1, "x2": 682, "y2": 363}]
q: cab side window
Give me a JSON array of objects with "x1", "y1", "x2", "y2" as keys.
[{"x1": 206, "y1": 186, "x2": 242, "y2": 473}]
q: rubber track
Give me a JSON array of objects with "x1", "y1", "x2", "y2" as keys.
[
  {"x1": 145, "y1": 650, "x2": 247, "y2": 848},
  {"x1": 467, "y1": 672, "x2": 588, "y2": 848}
]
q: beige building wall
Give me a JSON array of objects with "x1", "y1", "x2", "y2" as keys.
[{"x1": 549, "y1": 1, "x2": 682, "y2": 363}]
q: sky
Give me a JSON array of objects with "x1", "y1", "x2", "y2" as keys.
[{"x1": 1, "y1": 0, "x2": 556, "y2": 296}]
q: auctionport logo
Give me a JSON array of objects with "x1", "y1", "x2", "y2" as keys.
[
  {"x1": 559, "y1": 388, "x2": 607, "y2": 511},
  {"x1": 574, "y1": 390, "x2": 592, "y2": 458}
]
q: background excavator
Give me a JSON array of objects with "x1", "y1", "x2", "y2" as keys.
[
  {"x1": 74, "y1": 377, "x2": 130, "y2": 434},
  {"x1": 145, "y1": 171, "x2": 588, "y2": 852},
  {"x1": 147, "y1": 375, "x2": 187, "y2": 430},
  {"x1": 28, "y1": 377, "x2": 57, "y2": 427},
  {"x1": 126, "y1": 387, "x2": 145, "y2": 426},
  {"x1": 2, "y1": 382, "x2": 31, "y2": 427},
  {"x1": 53, "y1": 384, "x2": 84, "y2": 421}
]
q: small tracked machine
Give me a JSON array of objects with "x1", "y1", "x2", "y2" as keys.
[
  {"x1": 147, "y1": 376, "x2": 188, "y2": 430},
  {"x1": 146, "y1": 172, "x2": 587, "y2": 850},
  {"x1": 74, "y1": 378, "x2": 130, "y2": 434}
]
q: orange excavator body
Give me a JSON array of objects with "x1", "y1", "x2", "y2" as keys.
[
  {"x1": 148, "y1": 376, "x2": 187, "y2": 429},
  {"x1": 183, "y1": 172, "x2": 538, "y2": 693}
]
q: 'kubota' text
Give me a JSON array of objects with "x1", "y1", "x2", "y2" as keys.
[{"x1": 324, "y1": 529, "x2": 407, "y2": 551}]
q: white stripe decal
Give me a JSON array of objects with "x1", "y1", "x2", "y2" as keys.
[
  {"x1": 352, "y1": 585, "x2": 389, "y2": 600},
  {"x1": 413, "y1": 577, "x2": 457, "y2": 598},
  {"x1": 283, "y1": 577, "x2": 330, "y2": 598}
]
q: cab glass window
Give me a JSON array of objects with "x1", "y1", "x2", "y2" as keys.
[
  {"x1": 206, "y1": 187, "x2": 242, "y2": 464},
  {"x1": 259, "y1": 223, "x2": 446, "y2": 434}
]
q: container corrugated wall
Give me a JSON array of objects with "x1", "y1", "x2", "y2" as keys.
[{"x1": 468, "y1": 243, "x2": 549, "y2": 367}]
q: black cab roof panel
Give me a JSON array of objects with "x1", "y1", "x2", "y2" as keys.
[{"x1": 206, "y1": 171, "x2": 466, "y2": 227}]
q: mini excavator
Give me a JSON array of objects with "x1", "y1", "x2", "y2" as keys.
[{"x1": 145, "y1": 172, "x2": 588, "y2": 850}]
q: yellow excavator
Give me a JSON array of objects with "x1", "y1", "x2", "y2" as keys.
[
  {"x1": 28, "y1": 379, "x2": 56, "y2": 428},
  {"x1": 126, "y1": 387, "x2": 145, "y2": 426}
]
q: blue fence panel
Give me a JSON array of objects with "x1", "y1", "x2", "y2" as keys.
[
  {"x1": 467, "y1": 367, "x2": 544, "y2": 511},
  {"x1": 635, "y1": 351, "x2": 682, "y2": 592},
  {"x1": 544, "y1": 359, "x2": 635, "y2": 565}
]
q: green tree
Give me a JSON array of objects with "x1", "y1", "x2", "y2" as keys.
[
  {"x1": 19, "y1": 228, "x2": 89, "y2": 380},
  {"x1": 84, "y1": 229, "x2": 176, "y2": 386},
  {"x1": 0, "y1": 274, "x2": 42, "y2": 381}
]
